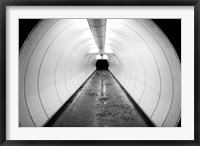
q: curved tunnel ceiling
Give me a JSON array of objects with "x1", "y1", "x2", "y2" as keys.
[{"x1": 19, "y1": 19, "x2": 181, "y2": 127}]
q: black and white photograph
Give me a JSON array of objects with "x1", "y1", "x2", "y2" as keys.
[{"x1": 19, "y1": 19, "x2": 181, "y2": 127}]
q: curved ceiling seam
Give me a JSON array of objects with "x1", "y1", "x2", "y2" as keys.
[
  {"x1": 119, "y1": 21, "x2": 162, "y2": 117},
  {"x1": 19, "y1": 19, "x2": 42, "y2": 56},
  {"x1": 37, "y1": 21, "x2": 79, "y2": 118},
  {"x1": 64, "y1": 61, "x2": 76, "y2": 95},
  {"x1": 107, "y1": 52, "x2": 135, "y2": 97},
  {"x1": 106, "y1": 42, "x2": 135, "y2": 80},
  {"x1": 106, "y1": 45, "x2": 129, "y2": 77},
  {"x1": 151, "y1": 20, "x2": 181, "y2": 68},
  {"x1": 54, "y1": 39, "x2": 74, "y2": 103},
  {"x1": 107, "y1": 25, "x2": 156, "y2": 103},
  {"x1": 108, "y1": 31, "x2": 150, "y2": 94},
  {"x1": 107, "y1": 35, "x2": 147, "y2": 103},
  {"x1": 136, "y1": 20, "x2": 176, "y2": 125},
  {"x1": 107, "y1": 44, "x2": 137, "y2": 94},
  {"x1": 54, "y1": 35, "x2": 95, "y2": 102},
  {"x1": 23, "y1": 20, "x2": 59, "y2": 124},
  {"x1": 63, "y1": 51, "x2": 93, "y2": 95},
  {"x1": 112, "y1": 27, "x2": 148, "y2": 102},
  {"x1": 136, "y1": 21, "x2": 177, "y2": 126},
  {"x1": 121, "y1": 22, "x2": 161, "y2": 117},
  {"x1": 106, "y1": 54, "x2": 118, "y2": 69},
  {"x1": 54, "y1": 39, "x2": 92, "y2": 102},
  {"x1": 64, "y1": 62, "x2": 72, "y2": 95},
  {"x1": 62, "y1": 39, "x2": 96, "y2": 82}
]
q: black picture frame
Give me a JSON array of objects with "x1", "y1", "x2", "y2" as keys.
[{"x1": 0, "y1": 0, "x2": 199, "y2": 145}]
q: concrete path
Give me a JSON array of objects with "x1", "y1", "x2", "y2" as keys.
[{"x1": 52, "y1": 70, "x2": 148, "y2": 127}]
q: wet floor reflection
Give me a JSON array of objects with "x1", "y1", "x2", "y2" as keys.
[{"x1": 52, "y1": 70, "x2": 148, "y2": 127}]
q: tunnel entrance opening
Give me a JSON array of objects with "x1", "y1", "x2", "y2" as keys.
[{"x1": 96, "y1": 59, "x2": 109, "y2": 70}]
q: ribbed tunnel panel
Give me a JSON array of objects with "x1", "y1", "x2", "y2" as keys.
[
  {"x1": 19, "y1": 19, "x2": 96, "y2": 127},
  {"x1": 19, "y1": 19, "x2": 181, "y2": 127},
  {"x1": 108, "y1": 19, "x2": 180, "y2": 127}
]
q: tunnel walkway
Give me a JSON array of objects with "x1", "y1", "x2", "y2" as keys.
[{"x1": 46, "y1": 70, "x2": 151, "y2": 127}]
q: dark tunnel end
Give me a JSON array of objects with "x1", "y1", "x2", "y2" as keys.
[{"x1": 96, "y1": 59, "x2": 109, "y2": 70}]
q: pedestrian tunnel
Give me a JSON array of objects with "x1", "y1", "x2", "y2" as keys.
[
  {"x1": 19, "y1": 19, "x2": 181, "y2": 127},
  {"x1": 96, "y1": 59, "x2": 109, "y2": 70}
]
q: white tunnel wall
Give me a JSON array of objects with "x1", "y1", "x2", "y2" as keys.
[
  {"x1": 108, "y1": 19, "x2": 181, "y2": 127},
  {"x1": 19, "y1": 19, "x2": 97, "y2": 127},
  {"x1": 19, "y1": 19, "x2": 181, "y2": 127}
]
